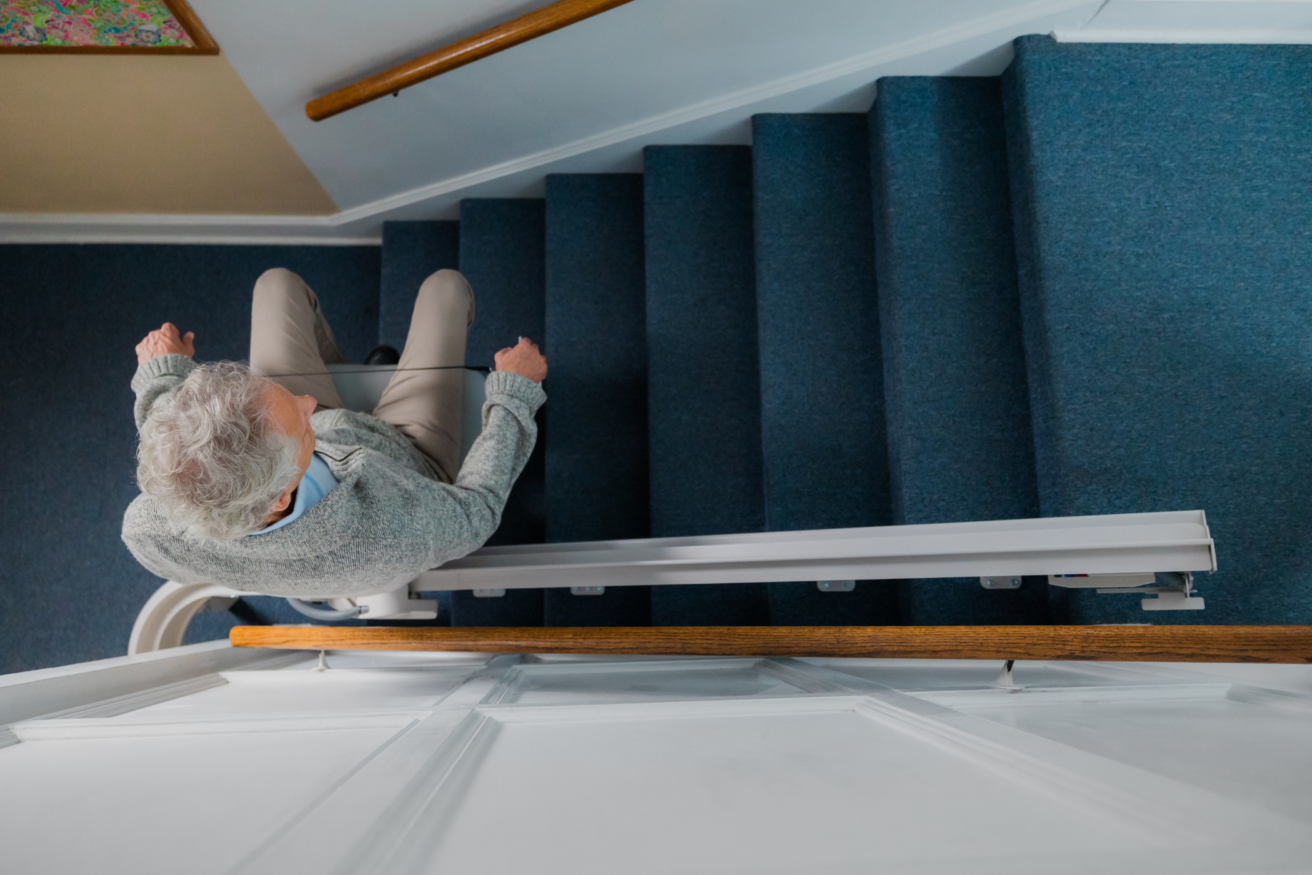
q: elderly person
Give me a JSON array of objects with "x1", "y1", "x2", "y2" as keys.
[{"x1": 121, "y1": 267, "x2": 546, "y2": 598}]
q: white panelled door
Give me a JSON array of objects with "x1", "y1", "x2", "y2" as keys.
[{"x1": 2, "y1": 647, "x2": 1311, "y2": 875}]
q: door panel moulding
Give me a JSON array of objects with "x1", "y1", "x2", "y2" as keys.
[
  {"x1": 6, "y1": 651, "x2": 1312, "y2": 873},
  {"x1": 0, "y1": 640, "x2": 300, "y2": 729},
  {"x1": 9, "y1": 711, "x2": 425, "y2": 742}
]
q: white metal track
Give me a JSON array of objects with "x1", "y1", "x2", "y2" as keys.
[{"x1": 412, "y1": 511, "x2": 1216, "y2": 593}]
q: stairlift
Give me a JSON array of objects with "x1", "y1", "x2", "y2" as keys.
[
  {"x1": 280, "y1": 364, "x2": 490, "y2": 623},
  {"x1": 129, "y1": 364, "x2": 1217, "y2": 653},
  {"x1": 128, "y1": 365, "x2": 485, "y2": 652},
  {"x1": 1045, "y1": 571, "x2": 1206, "y2": 610}
]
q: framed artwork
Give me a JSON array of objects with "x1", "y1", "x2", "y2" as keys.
[{"x1": 0, "y1": 0, "x2": 217, "y2": 54}]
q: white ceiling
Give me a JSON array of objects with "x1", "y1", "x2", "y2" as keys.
[
  {"x1": 1058, "y1": 0, "x2": 1312, "y2": 42},
  {"x1": 7, "y1": 0, "x2": 1312, "y2": 243},
  {"x1": 190, "y1": 0, "x2": 1107, "y2": 232}
]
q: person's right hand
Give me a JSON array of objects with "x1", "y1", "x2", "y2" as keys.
[
  {"x1": 136, "y1": 322, "x2": 196, "y2": 365},
  {"x1": 494, "y1": 337, "x2": 547, "y2": 384}
]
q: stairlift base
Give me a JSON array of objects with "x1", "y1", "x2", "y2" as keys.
[
  {"x1": 1049, "y1": 571, "x2": 1205, "y2": 611},
  {"x1": 325, "y1": 589, "x2": 438, "y2": 621}
]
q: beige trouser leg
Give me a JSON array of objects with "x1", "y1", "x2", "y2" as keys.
[
  {"x1": 249, "y1": 267, "x2": 347, "y2": 409},
  {"x1": 373, "y1": 269, "x2": 475, "y2": 484}
]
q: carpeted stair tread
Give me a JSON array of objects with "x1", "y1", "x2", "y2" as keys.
[
  {"x1": 1003, "y1": 35, "x2": 1312, "y2": 624},
  {"x1": 643, "y1": 145, "x2": 770, "y2": 625},
  {"x1": 871, "y1": 77, "x2": 1048, "y2": 625},
  {"x1": 379, "y1": 221, "x2": 459, "y2": 352},
  {"x1": 751, "y1": 113, "x2": 898, "y2": 625},
  {"x1": 542, "y1": 173, "x2": 651, "y2": 626},
  {"x1": 458, "y1": 199, "x2": 547, "y2": 548}
]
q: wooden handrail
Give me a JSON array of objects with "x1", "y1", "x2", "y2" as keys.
[
  {"x1": 231, "y1": 625, "x2": 1312, "y2": 664},
  {"x1": 306, "y1": 0, "x2": 638, "y2": 122}
]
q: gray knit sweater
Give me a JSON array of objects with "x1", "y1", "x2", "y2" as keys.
[{"x1": 121, "y1": 354, "x2": 545, "y2": 598}]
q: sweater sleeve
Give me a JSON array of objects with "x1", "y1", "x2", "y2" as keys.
[
  {"x1": 424, "y1": 370, "x2": 546, "y2": 562},
  {"x1": 131, "y1": 354, "x2": 198, "y2": 431}
]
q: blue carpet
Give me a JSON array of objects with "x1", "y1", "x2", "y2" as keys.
[
  {"x1": 448, "y1": 589, "x2": 544, "y2": 627},
  {"x1": 0, "y1": 244, "x2": 381, "y2": 672},
  {"x1": 1004, "y1": 36, "x2": 1312, "y2": 624},
  {"x1": 459, "y1": 199, "x2": 547, "y2": 548},
  {"x1": 542, "y1": 174, "x2": 651, "y2": 625},
  {"x1": 767, "y1": 580, "x2": 901, "y2": 626},
  {"x1": 643, "y1": 145, "x2": 770, "y2": 625},
  {"x1": 379, "y1": 221, "x2": 459, "y2": 351},
  {"x1": 542, "y1": 585, "x2": 651, "y2": 627},
  {"x1": 751, "y1": 114, "x2": 898, "y2": 624},
  {"x1": 872, "y1": 77, "x2": 1048, "y2": 625}
]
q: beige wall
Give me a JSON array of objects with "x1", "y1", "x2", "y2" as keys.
[{"x1": 0, "y1": 54, "x2": 336, "y2": 215}]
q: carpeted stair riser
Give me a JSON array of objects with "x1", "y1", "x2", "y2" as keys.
[
  {"x1": 643, "y1": 145, "x2": 772, "y2": 625},
  {"x1": 751, "y1": 114, "x2": 899, "y2": 624},
  {"x1": 379, "y1": 221, "x2": 460, "y2": 351},
  {"x1": 458, "y1": 199, "x2": 547, "y2": 548},
  {"x1": 1003, "y1": 36, "x2": 1312, "y2": 624},
  {"x1": 871, "y1": 77, "x2": 1049, "y2": 625},
  {"x1": 543, "y1": 173, "x2": 652, "y2": 625}
]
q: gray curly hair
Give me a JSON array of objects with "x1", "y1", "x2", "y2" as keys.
[{"x1": 137, "y1": 362, "x2": 302, "y2": 540}]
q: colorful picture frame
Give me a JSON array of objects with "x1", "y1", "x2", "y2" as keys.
[{"x1": 0, "y1": 0, "x2": 218, "y2": 54}]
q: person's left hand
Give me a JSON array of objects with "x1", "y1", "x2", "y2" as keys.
[
  {"x1": 136, "y1": 322, "x2": 196, "y2": 365},
  {"x1": 495, "y1": 337, "x2": 547, "y2": 383}
]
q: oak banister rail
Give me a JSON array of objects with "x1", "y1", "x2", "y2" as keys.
[
  {"x1": 306, "y1": 0, "x2": 638, "y2": 122},
  {"x1": 230, "y1": 625, "x2": 1312, "y2": 664}
]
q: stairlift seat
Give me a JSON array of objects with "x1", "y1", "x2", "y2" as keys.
[
  {"x1": 325, "y1": 364, "x2": 488, "y2": 466},
  {"x1": 264, "y1": 366, "x2": 490, "y2": 627}
]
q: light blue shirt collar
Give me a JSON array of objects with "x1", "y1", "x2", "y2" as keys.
[{"x1": 248, "y1": 452, "x2": 338, "y2": 536}]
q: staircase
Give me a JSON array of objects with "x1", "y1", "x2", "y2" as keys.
[{"x1": 374, "y1": 35, "x2": 1312, "y2": 629}]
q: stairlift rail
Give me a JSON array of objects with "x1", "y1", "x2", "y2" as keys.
[
  {"x1": 129, "y1": 511, "x2": 1216, "y2": 654},
  {"x1": 412, "y1": 510, "x2": 1216, "y2": 593}
]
